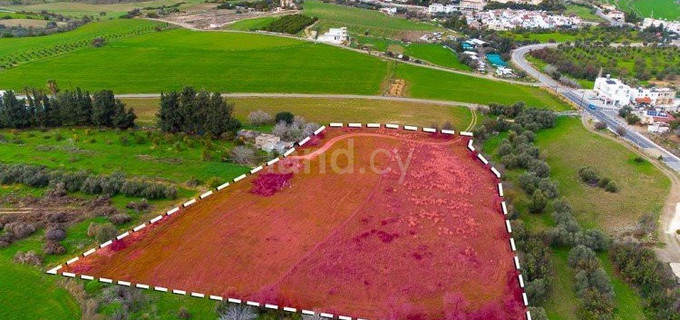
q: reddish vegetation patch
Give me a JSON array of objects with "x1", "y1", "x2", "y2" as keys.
[
  {"x1": 110, "y1": 239, "x2": 127, "y2": 251},
  {"x1": 65, "y1": 128, "x2": 522, "y2": 319},
  {"x1": 250, "y1": 173, "x2": 294, "y2": 196}
]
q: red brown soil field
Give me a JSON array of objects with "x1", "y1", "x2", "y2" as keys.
[{"x1": 64, "y1": 128, "x2": 524, "y2": 320}]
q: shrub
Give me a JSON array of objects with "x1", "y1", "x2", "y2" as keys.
[
  {"x1": 14, "y1": 251, "x2": 42, "y2": 266},
  {"x1": 110, "y1": 213, "x2": 131, "y2": 225},
  {"x1": 274, "y1": 112, "x2": 294, "y2": 125},
  {"x1": 247, "y1": 110, "x2": 273, "y2": 126},
  {"x1": 205, "y1": 177, "x2": 222, "y2": 189},
  {"x1": 178, "y1": 307, "x2": 191, "y2": 319},
  {"x1": 518, "y1": 172, "x2": 540, "y2": 194},
  {"x1": 578, "y1": 167, "x2": 599, "y2": 184},
  {"x1": 604, "y1": 181, "x2": 618, "y2": 193},
  {"x1": 594, "y1": 122, "x2": 607, "y2": 130},
  {"x1": 528, "y1": 189, "x2": 548, "y2": 213},
  {"x1": 4, "y1": 222, "x2": 36, "y2": 240},
  {"x1": 537, "y1": 178, "x2": 559, "y2": 199},
  {"x1": 230, "y1": 146, "x2": 257, "y2": 165},
  {"x1": 43, "y1": 240, "x2": 66, "y2": 255},
  {"x1": 528, "y1": 159, "x2": 550, "y2": 178},
  {"x1": 597, "y1": 176, "x2": 611, "y2": 188},
  {"x1": 125, "y1": 199, "x2": 149, "y2": 212},
  {"x1": 45, "y1": 227, "x2": 66, "y2": 241},
  {"x1": 89, "y1": 223, "x2": 118, "y2": 243}
]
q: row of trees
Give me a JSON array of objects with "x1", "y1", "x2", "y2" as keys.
[
  {"x1": 263, "y1": 14, "x2": 317, "y2": 34},
  {"x1": 0, "y1": 164, "x2": 176, "y2": 200},
  {"x1": 157, "y1": 87, "x2": 241, "y2": 138},
  {"x1": 0, "y1": 88, "x2": 136, "y2": 129}
]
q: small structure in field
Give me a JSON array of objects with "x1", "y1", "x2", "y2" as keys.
[
  {"x1": 255, "y1": 133, "x2": 281, "y2": 152},
  {"x1": 317, "y1": 27, "x2": 349, "y2": 45}
]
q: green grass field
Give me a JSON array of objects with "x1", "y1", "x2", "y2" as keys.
[
  {"x1": 0, "y1": 20, "x2": 572, "y2": 109},
  {"x1": 303, "y1": 0, "x2": 439, "y2": 38},
  {"x1": 225, "y1": 16, "x2": 279, "y2": 31},
  {"x1": 0, "y1": 19, "x2": 165, "y2": 69},
  {"x1": 0, "y1": 0, "x2": 206, "y2": 18},
  {"x1": 0, "y1": 128, "x2": 249, "y2": 184},
  {"x1": 354, "y1": 36, "x2": 471, "y2": 71},
  {"x1": 605, "y1": 0, "x2": 680, "y2": 20},
  {"x1": 124, "y1": 96, "x2": 475, "y2": 129},
  {"x1": 482, "y1": 117, "x2": 662, "y2": 319},
  {"x1": 394, "y1": 63, "x2": 570, "y2": 110},
  {"x1": 564, "y1": 4, "x2": 606, "y2": 22},
  {"x1": 534, "y1": 117, "x2": 669, "y2": 232}
]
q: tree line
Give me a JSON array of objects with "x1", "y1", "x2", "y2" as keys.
[
  {"x1": 0, "y1": 88, "x2": 136, "y2": 129},
  {"x1": 157, "y1": 87, "x2": 241, "y2": 138},
  {"x1": 263, "y1": 14, "x2": 317, "y2": 34}
]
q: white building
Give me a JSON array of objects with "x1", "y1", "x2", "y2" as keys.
[
  {"x1": 379, "y1": 7, "x2": 397, "y2": 15},
  {"x1": 317, "y1": 27, "x2": 349, "y2": 45},
  {"x1": 465, "y1": 9, "x2": 582, "y2": 30},
  {"x1": 427, "y1": 0, "x2": 485, "y2": 14},
  {"x1": 606, "y1": 10, "x2": 625, "y2": 21},
  {"x1": 593, "y1": 75, "x2": 632, "y2": 106},
  {"x1": 593, "y1": 75, "x2": 678, "y2": 110},
  {"x1": 629, "y1": 87, "x2": 677, "y2": 109},
  {"x1": 494, "y1": 0, "x2": 542, "y2": 5},
  {"x1": 642, "y1": 18, "x2": 680, "y2": 34}
]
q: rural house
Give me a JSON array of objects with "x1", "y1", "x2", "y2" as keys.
[{"x1": 255, "y1": 133, "x2": 281, "y2": 152}]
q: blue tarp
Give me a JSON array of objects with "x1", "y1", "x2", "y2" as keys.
[{"x1": 486, "y1": 54, "x2": 507, "y2": 67}]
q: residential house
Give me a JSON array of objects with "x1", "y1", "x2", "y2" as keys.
[
  {"x1": 318, "y1": 27, "x2": 349, "y2": 45},
  {"x1": 593, "y1": 75, "x2": 631, "y2": 106}
]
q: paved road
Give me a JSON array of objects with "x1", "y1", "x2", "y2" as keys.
[
  {"x1": 116, "y1": 92, "x2": 484, "y2": 109},
  {"x1": 511, "y1": 43, "x2": 680, "y2": 172}
]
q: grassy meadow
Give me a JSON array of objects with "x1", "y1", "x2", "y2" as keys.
[
  {"x1": 225, "y1": 16, "x2": 279, "y2": 31},
  {"x1": 124, "y1": 96, "x2": 475, "y2": 129},
  {"x1": 483, "y1": 116, "x2": 669, "y2": 319},
  {"x1": 303, "y1": 0, "x2": 439, "y2": 38},
  {"x1": 354, "y1": 36, "x2": 471, "y2": 71},
  {"x1": 604, "y1": 0, "x2": 680, "y2": 20},
  {"x1": 0, "y1": 0, "x2": 206, "y2": 18},
  {"x1": 0, "y1": 19, "x2": 572, "y2": 110}
]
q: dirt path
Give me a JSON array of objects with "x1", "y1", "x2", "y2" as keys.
[{"x1": 580, "y1": 115, "x2": 680, "y2": 263}]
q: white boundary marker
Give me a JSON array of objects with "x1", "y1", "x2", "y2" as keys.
[
  {"x1": 267, "y1": 158, "x2": 280, "y2": 166},
  {"x1": 45, "y1": 123, "x2": 532, "y2": 320},
  {"x1": 329, "y1": 122, "x2": 343, "y2": 127},
  {"x1": 298, "y1": 137, "x2": 311, "y2": 146},
  {"x1": 250, "y1": 166, "x2": 263, "y2": 174},
  {"x1": 501, "y1": 201, "x2": 508, "y2": 215},
  {"x1": 283, "y1": 148, "x2": 296, "y2": 157},
  {"x1": 348, "y1": 123, "x2": 361, "y2": 128}
]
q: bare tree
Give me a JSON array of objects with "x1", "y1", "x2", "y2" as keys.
[
  {"x1": 248, "y1": 110, "x2": 273, "y2": 126},
  {"x1": 218, "y1": 305, "x2": 258, "y2": 320},
  {"x1": 230, "y1": 146, "x2": 257, "y2": 165}
]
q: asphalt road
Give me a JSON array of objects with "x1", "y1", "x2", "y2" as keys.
[{"x1": 511, "y1": 43, "x2": 680, "y2": 172}]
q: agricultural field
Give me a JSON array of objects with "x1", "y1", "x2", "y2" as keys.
[
  {"x1": 225, "y1": 16, "x2": 279, "y2": 31},
  {"x1": 394, "y1": 63, "x2": 571, "y2": 110},
  {"x1": 0, "y1": 18, "x2": 167, "y2": 70},
  {"x1": 354, "y1": 36, "x2": 471, "y2": 71},
  {"x1": 0, "y1": 19, "x2": 572, "y2": 110},
  {"x1": 0, "y1": 0, "x2": 207, "y2": 18},
  {"x1": 303, "y1": 0, "x2": 440, "y2": 39},
  {"x1": 123, "y1": 97, "x2": 476, "y2": 130},
  {"x1": 61, "y1": 128, "x2": 523, "y2": 319},
  {"x1": 564, "y1": 4, "x2": 606, "y2": 22},
  {"x1": 602, "y1": 0, "x2": 680, "y2": 20}
]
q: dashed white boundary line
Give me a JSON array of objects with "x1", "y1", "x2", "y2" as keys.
[{"x1": 45, "y1": 123, "x2": 530, "y2": 319}]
